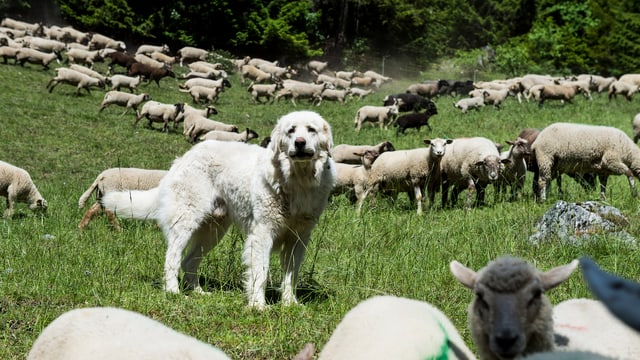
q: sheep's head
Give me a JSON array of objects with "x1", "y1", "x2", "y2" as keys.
[
  {"x1": 474, "y1": 155, "x2": 505, "y2": 182},
  {"x1": 425, "y1": 138, "x2": 452, "y2": 158},
  {"x1": 506, "y1": 137, "x2": 531, "y2": 158},
  {"x1": 450, "y1": 256, "x2": 578, "y2": 360}
]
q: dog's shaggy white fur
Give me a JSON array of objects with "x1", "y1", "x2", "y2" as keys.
[{"x1": 102, "y1": 111, "x2": 337, "y2": 309}]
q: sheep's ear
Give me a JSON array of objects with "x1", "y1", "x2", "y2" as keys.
[
  {"x1": 540, "y1": 259, "x2": 579, "y2": 291},
  {"x1": 423, "y1": 139, "x2": 431, "y2": 146},
  {"x1": 506, "y1": 140, "x2": 514, "y2": 146},
  {"x1": 450, "y1": 261, "x2": 477, "y2": 289}
]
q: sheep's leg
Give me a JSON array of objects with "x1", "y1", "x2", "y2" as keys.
[
  {"x1": 598, "y1": 174, "x2": 609, "y2": 200},
  {"x1": 78, "y1": 202, "x2": 102, "y2": 229},
  {"x1": 414, "y1": 185, "x2": 424, "y2": 215},
  {"x1": 3, "y1": 195, "x2": 15, "y2": 218},
  {"x1": 465, "y1": 178, "x2": 476, "y2": 210}
]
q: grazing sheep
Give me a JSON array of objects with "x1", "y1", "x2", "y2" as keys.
[
  {"x1": 332, "y1": 149, "x2": 380, "y2": 212},
  {"x1": 393, "y1": 107, "x2": 438, "y2": 134},
  {"x1": 538, "y1": 83, "x2": 585, "y2": 106},
  {"x1": 177, "y1": 46, "x2": 208, "y2": 66},
  {"x1": 533, "y1": 122, "x2": 640, "y2": 202},
  {"x1": 454, "y1": 96, "x2": 485, "y2": 113},
  {"x1": 199, "y1": 128, "x2": 259, "y2": 143},
  {"x1": 65, "y1": 48, "x2": 103, "y2": 68},
  {"x1": 367, "y1": 138, "x2": 453, "y2": 214},
  {"x1": 0, "y1": 160, "x2": 47, "y2": 218},
  {"x1": 248, "y1": 81, "x2": 283, "y2": 104},
  {"x1": 316, "y1": 296, "x2": 476, "y2": 360},
  {"x1": 633, "y1": 113, "x2": 640, "y2": 143},
  {"x1": 406, "y1": 82, "x2": 440, "y2": 98},
  {"x1": 107, "y1": 74, "x2": 142, "y2": 92},
  {"x1": 450, "y1": 256, "x2": 579, "y2": 360},
  {"x1": 77, "y1": 167, "x2": 167, "y2": 231},
  {"x1": 179, "y1": 85, "x2": 221, "y2": 104},
  {"x1": 354, "y1": 104, "x2": 399, "y2": 131},
  {"x1": 183, "y1": 114, "x2": 238, "y2": 144},
  {"x1": 383, "y1": 93, "x2": 434, "y2": 112},
  {"x1": 134, "y1": 101, "x2": 185, "y2": 132},
  {"x1": 128, "y1": 63, "x2": 175, "y2": 87},
  {"x1": 88, "y1": 32, "x2": 126, "y2": 51},
  {"x1": 440, "y1": 137, "x2": 507, "y2": 209},
  {"x1": 99, "y1": 91, "x2": 151, "y2": 116},
  {"x1": 348, "y1": 87, "x2": 374, "y2": 100},
  {"x1": 495, "y1": 137, "x2": 530, "y2": 201},
  {"x1": 26, "y1": 307, "x2": 231, "y2": 360},
  {"x1": 608, "y1": 80, "x2": 638, "y2": 102},
  {"x1": 332, "y1": 141, "x2": 395, "y2": 164},
  {"x1": 135, "y1": 43, "x2": 170, "y2": 56},
  {"x1": 46, "y1": 67, "x2": 105, "y2": 96},
  {"x1": 275, "y1": 81, "x2": 329, "y2": 106},
  {"x1": 15, "y1": 47, "x2": 61, "y2": 69}
]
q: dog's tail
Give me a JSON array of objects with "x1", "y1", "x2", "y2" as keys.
[{"x1": 100, "y1": 188, "x2": 160, "y2": 220}]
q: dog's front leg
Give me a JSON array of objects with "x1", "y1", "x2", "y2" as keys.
[
  {"x1": 243, "y1": 230, "x2": 273, "y2": 309},
  {"x1": 280, "y1": 230, "x2": 311, "y2": 306}
]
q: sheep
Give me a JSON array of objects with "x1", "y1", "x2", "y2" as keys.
[
  {"x1": 46, "y1": 67, "x2": 105, "y2": 96},
  {"x1": 77, "y1": 167, "x2": 167, "y2": 231},
  {"x1": 188, "y1": 60, "x2": 222, "y2": 73},
  {"x1": 128, "y1": 63, "x2": 175, "y2": 87},
  {"x1": 248, "y1": 81, "x2": 283, "y2": 103},
  {"x1": 608, "y1": 80, "x2": 638, "y2": 102},
  {"x1": 60, "y1": 26, "x2": 90, "y2": 44},
  {"x1": 335, "y1": 70, "x2": 361, "y2": 81},
  {"x1": 393, "y1": 106, "x2": 438, "y2": 135},
  {"x1": 0, "y1": 160, "x2": 47, "y2": 218},
  {"x1": 179, "y1": 77, "x2": 232, "y2": 92},
  {"x1": 135, "y1": 43, "x2": 170, "y2": 56},
  {"x1": 537, "y1": 83, "x2": 585, "y2": 106},
  {"x1": 69, "y1": 63, "x2": 107, "y2": 83},
  {"x1": 180, "y1": 70, "x2": 218, "y2": 80},
  {"x1": 26, "y1": 307, "x2": 231, "y2": 360},
  {"x1": 482, "y1": 88, "x2": 511, "y2": 109},
  {"x1": 348, "y1": 87, "x2": 374, "y2": 100},
  {"x1": 258, "y1": 63, "x2": 296, "y2": 79},
  {"x1": 133, "y1": 53, "x2": 165, "y2": 69},
  {"x1": 183, "y1": 115, "x2": 238, "y2": 144},
  {"x1": 26, "y1": 37, "x2": 66, "y2": 53},
  {"x1": 319, "y1": 88, "x2": 350, "y2": 104},
  {"x1": 450, "y1": 256, "x2": 579, "y2": 360},
  {"x1": 494, "y1": 137, "x2": 530, "y2": 201},
  {"x1": 15, "y1": 47, "x2": 61, "y2": 69},
  {"x1": 134, "y1": 101, "x2": 185, "y2": 132},
  {"x1": 275, "y1": 81, "x2": 329, "y2": 106},
  {"x1": 1, "y1": 18, "x2": 42, "y2": 34},
  {"x1": 532, "y1": 122, "x2": 640, "y2": 202},
  {"x1": 105, "y1": 51, "x2": 136, "y2": 73},
  {"x1": 367, "y1": 138, "x2": 453, "y2": 214},
  {"x1": 454, "y1": 96, "x2": 485, "y2": 113},
  {"x1": 316, "y1": 73, "x2": 351, "y2": 89},
  {"x1": 88, "y1": 32, "x2": 126, "y2": 51},
  {"x1": 332, "y1": 149, "x2": 380, "y2": 212},
  {"x1": 107, "y1": 74, "x2": 142, "y2": 92},
  {"x1": 383, "y1": 93, "x2": 434, "y2": 113},
  {"x1": 552, "y1": 298, "x2": 640, "y2": 359},
  {"x1": 99, "y1": 91, "x2": 151, "y2": 116},
  {"x1": 0, "y1": 45, "x2": 19, "y2": 64},
  {"x1": 332, "y1": 141, "x2": 395, "y2": 164},
  {"x1": 240, "y1": 64, "x2": 273, "y2": 84},
  {"x1": 179, "y1": 85, "x2": 221, "y2": 104},
  {"x1": 440, "y1": 137, "x2": 508, "y2": 209},
  {"x1": 589, "y1": 75, "x2": 616, "y2": 93},
  {"x1": 354, "y1": 104, "x2": 399, "y2": 131},
  {"x1": 177, "y1": 46, "x2": 209, "y2": 66},
  {"x1": 351, "y1": 76, "x2": 375, "y2": 88},
  {"x1": 178, "y1": 103, "x2": 219, "y2": 119},
  {"x1": 406, "y1": 82, "x2": 440, "y2": 98},
  {"x1": 363, "y1": 70, "x2": 392, "y2": 86},
  {"x1": 633, "y1": 113, "x2": 640, "y2": 144},
  {"x1": 149, "y1": 50, "x2": 177, "y2": 66},
  {"x1": 247, "y1": 57, "x2": 278, "y2": 68},
  {"x1": 617, "y1": 73, "x2": 640, "y2": 87},
  {"x1": 315, "y1": 296, "x2": 476, "y2": 360},
  {"x1": 65, "y1": 48, "x2": 103, "y2": 68},
  {"x1": 307, "y1": 60, "x2": 328, "y2": 75},
  {"x1": 199, "y1": 128, "x2": 259, "y2": 143}
]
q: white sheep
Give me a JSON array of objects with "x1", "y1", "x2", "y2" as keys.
[
  {"x1": 617, "y1": 73, "x2": 640, "y2": 87},
  {"x1": 178, "y1": 103, "x2": 219, "y2": 119},
  {"x1": 134, "y1": 101, "x2": 185, "y2": 132},
  {"x1": 65, "y1": 48, "x2": 103, "y2": 68},
  {"x1": 177, "y1": 46, "x2": 208, "y2": 66},
  {"x1": 406, "y1": 82, "x2": 439, "y2": 98},
  {"x1": 247, "y1": 81, "x2": 283, "y2": 104},
  {"x1": 315, "y1": 296, "x2": 476, "y2": 360},
  {"x1": 332, "y1": 141, "x2": 395, "y2": 164},
  {"x1": 319, "y1": 88, "x2": 350, "y2": 104},
  {"x1": 77, "y1": 167, "x2": 167, "y2": 230},
  {"x1": 0, "y1": 45, "x2": 19, "y2": 64},
  {"x1": 348, "y1": 87, "x2": 374, "y2": 100},
  {"x1": 247, "y1": 57, "x2": 278, "y2": 68},
  {"x1": 135, "y1": 43, "x2": 170, "y2": 55},
  {"x1": 257, "y1": 63, "x2": 296, "y2": 79},
  {"x1": 88, "y1": 32, "x2": 125, "y2": 51},
  {"x1": 60, "y1": 26, "x2": 90, "y2": 44},
  {"x1": 608, "y1": 80, "x2": 638, "y2": 102},
  {"x1": 46, "y1": 67, "x2": 105, "y2": 96},
  {"x1": 149, "y1": 51, "x2": 177, "y2": 66},
  {"x1": 99, "y1": 91, "x2": 151, "y2": 116},
  {"x1": 316, "y1": 73, "x2": 351, "y2": 89},
  {"x1": 240, "y1": 64, "x2": 273, "y2": 84},
  {"x1": 26, "y1": 307, "x2": 231, "y2": 360},
  {"x1": 179, "y1": 77, "x2": 231, "y2": 92},
  {"x1": 134, "y1": 53, "x2": 165, "y2": 69},
  {"x1": 495, "y1": 137, "x2": 530, "y2": 201},
  {"x1": 454, "y1": 96, "x2": 485, "y2": 113},
  {"x1": 363, "y1": 70, "x2": 392, "y2": 86},
  {"x1": 537, "y1": 83, "x2": 585, "y2": 106},
  {"x1": 188, "y1": 60, "x2": 221, "y2": 73},
  {"x1": 335, "y1": 70, "x2": 361, "y2": 81},
  {"x1": 588, "y1": 75, "x2": 616, "y2": 93},
  {"x1": 354, "y1": 104, "x2": 399, "y2": 131},
  {"x1": 107, "y1": 74, "x2": 142, "y2": 92},
  {"x1": 482, "y1": 88, "x2": 511, "y2": 109},
  {"x1": 27, "y1": 37, "x2": 66, "y2": 53},
  {"x1": 332, "y1": 149, "x2": 380, "y2": 212},
  {"x1": 633, "y1": 113, "x2": 640, "y2": 144},
  {"x1": 0, "y1": 160, "x2": 47, "y2": 218},
  {"x1": 307, "y1": 60, "x2": 328, "y2": 75},
  {"x1": 179, "y1": 85, "x2": 221, "y2": 104},
  {"x1": 15, "y1": 47, "x2": 61, "y2": 69},
  {"x1": 1, "y1": 17, "x2": 42, "y2": 33},
  {"x1": 440, "y1": 136, "x2": 507, "y2": 209},
  {"x1": 182, "y1": 114, "x2": 238, "y2": 144},
  {"x1": 351, "y1": 76, "x2": 375, "y2": 88},
  {"x1": 533, "y1": 122, "x2": 640, "y2": 202},
  {"x1": 199, "y1": 128, "x2": 259, "y2": 143},
  {"x1": 367, "y1": 138, "x2": 452, "y2": 214},
  {"x1": 450, "y1": 256, "x2": 579, "y2": 360},
  {"x1": 275, "y1": 81, "x2": 329, "y2": 106}
]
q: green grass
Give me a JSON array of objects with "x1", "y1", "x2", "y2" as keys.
[{"x1": 1, "y1": 59, "x2": 639, "y2": 359}]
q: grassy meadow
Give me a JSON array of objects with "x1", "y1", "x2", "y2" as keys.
[{"x1": 1, "y1": 58, "x2": 639, "y2": 359}]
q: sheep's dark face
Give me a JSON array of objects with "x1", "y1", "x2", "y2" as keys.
[{"x1": 474, "y1": 155, "x2": 503, "y2": 181}]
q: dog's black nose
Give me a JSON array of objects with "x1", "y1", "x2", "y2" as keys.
[{"x1": 294, "y1": 137, "x2": 306, "y2": 150}]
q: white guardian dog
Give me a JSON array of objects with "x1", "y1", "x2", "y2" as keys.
[{"x1": 102, "y1": 111, "x2": 337, "y2": 309}]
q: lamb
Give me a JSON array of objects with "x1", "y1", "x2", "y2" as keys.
[
  {"x1": 240, "y1": 64, "x2": 273, "y2": 84},
  {"x1": 315, "y1": 295, "x2": 476, "y2": 360},
  {"x1": 178, "y1": 103, "x2": 219, "y2": 119},
  {"x1": 128, "y1": 63, "x2": 175, "y2": 87},
  {"x1": 88, "y1": 32, "x2": 126, "y2": 51},
  {"x1": 0, "y1": 160, "x2": 47, "y2": 218},
  {"x1": 537, "y1": 83, "x2": 585, "y2": 106},
  {"x1": 320, "y1": 88, "x2": 350, "y2": 104},
  {"x1": 608, "y1": 80, "x2": 638, "y2": 102},
  {"x1": 332, "y1": 141, "x2": 395, "y2": 164},
  {"x1": 177, "y1": 46, "x2": 209, "y2": 66},
  {"x1": 248, "y1": 81, "x2": 283, "y2": 103},
  {"x1": 495, "y1": 137, "x2": 530, "y2": 201},
  {"x1": 182, "y1": 114, "x2": 238, "y2": 144},
  {"x1": 179, "y1": 85, "x2": 221, "y2": 104},
  {"x1": 354, "y1": 104, "x2": 399, "y2": 131},
  {"x1": 46, "y1": 67, "x2": 105, "y2": 96},
  {"x1": 99, "y1": 91, "x2": 151, "y2": 116},
  {"x1": 454, "y1": 96, "x2": 485, "y2": 113},
  {"x1": 15, "y1": 47, "x2": 61, "y2": 69},
  {"x1": 65, "y1": 48, "x2": 104, "y2": 68},
  {"x1": 107, "y1": 74, "x2": 142, "y2": 92},
  {"x1": 26, "y1": 307, "x2": 231, "y2": 360},
  {"x1": 275, "y1": 81, "x2": 329, "y2": 106},
  {"x1": 332, "y1": 149, "x2": 379, "y2": 212},
  {"x1": 134, "y1": 101, "x2": 185, "y2": 132},
  {"x1": 440, "y1": 137, "x2": 507, "y2": 209},
  {"x1": 450, "y1": 256, "x2": 578, "y2": 360},
  {"x1": 532, "y1": 122, "x2": 640, "y2": 202},
  {"x1": 348, "y1": 87, "x2": 374, "y2": 100},
  {"x1": 199, "y1": 128, "x2": 259, "y2": 143},
  {"x1": 633, "y1": 113, "x2": 640, "y2": 143},
  {"x1": 77, "y1": 167, "x2": 167, "y2": 231},
  {"x1": 135, "y1": 43, "x2": 170, "y2": 56},
  {"x1": 367, "y1": 138, "x2": 453, "y2": 214},
  {"x1": 393, "y1": 107, "x2": 438, "y2": 134}
]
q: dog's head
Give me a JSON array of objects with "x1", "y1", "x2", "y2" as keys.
[{"x1": 269, "y1": 111, "x2": 333, "y2": 161}]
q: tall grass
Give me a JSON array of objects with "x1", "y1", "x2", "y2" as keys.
[{"x1": 1, "y1": 60, "x2": 639, "y2": 359}]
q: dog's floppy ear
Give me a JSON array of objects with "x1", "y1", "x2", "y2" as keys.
[
  {"x1": 268, "y1": 118, "x2": 283, "y2": 154},
  {"x1": 320, "y1": 119, "x2": 334, "y2": 153}
]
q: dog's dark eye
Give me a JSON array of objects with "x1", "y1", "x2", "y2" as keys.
[
  {"x1": 307, "y1": 126, "x2": 317, "y2": 133},
  {"x1": 287, "y1": 126, "x2": 296, "y2": 134}
]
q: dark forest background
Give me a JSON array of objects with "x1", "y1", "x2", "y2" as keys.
[{"x1": 2, "y1": 0, "x2": 640, "y2": 77}]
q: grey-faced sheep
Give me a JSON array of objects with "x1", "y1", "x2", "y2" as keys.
[
  {"x1": 450, "y1": 256, "x2": 578, "y2": 360},
  {"x1": 77, "y1": 167, "x2": 167, "y2": 231},
  {"x1": 332, "y1": 141, "x2": 395, "y2": 165},
  {"x1": 532, "y1": 122, "x2": 640, "y2": 202},
  {"x1": 633, "y1": 113, "x2": 640, "y2": 144},
  {"x1": 495, "y1": 137, "x2": 530, "y2": 201},
  {"x1": 177, "y1": 46, "x2": 209, "y2": 66},
  {"x1": 26, "y1": 307, "x2": 231, "y2": 360},
  {"x1": 454, "y1": 96, "x2": 485, "y2": 113},
  {"x1": 99, "y1": 91, "x2": 151, "y2": 116},
  {"x1": 15, "y1": 47, "x2": 61, "y2": 69},
  {"x1": 354, "y1": 104, "x2": 399, "y2": 131},
  {"x1": 0, "y1": 160, "x2": 47, "y2": 218},
  {"x1": 248, "y1": 81, "x2": 283, "y2": 104},
  {"x1": 393, "y1": 106, "x2": 438, "y2": 135},
  {"x1": 128, "y1": 63, "x2": 175, "y2": 87},
  {"x1": 608, "y1": 80, "x2": 638, "y2": 102},
  {"x1": 440, "y1": 137, "x2": 508, "y2": 209},
  {"x1": 367, "y1": 138, "x2": 453, "y2": 214},
  {"x1": 134, "y1": 101, "x2": 185, "y2": 132},
  {"x1": 199, "y1": 128, "x2": 259, "y2": 143},
  {"x1": 179, "y1": 85, "x2": 221, "y2": 104},
  {"x1": 315, "y1": 295, "x2": 476, "y2": 360},
  {"x1": 46, "y1": 67, "x2": 105, "y2": 96},
  {"x1": 332, "y1": 149, "x2": 380, "y2": 212},
  {"x1": 107, "y1": 74, "x2": 142, "y2": 92}
]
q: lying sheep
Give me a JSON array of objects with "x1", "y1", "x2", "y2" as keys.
[
  {"x1": 199, "y1": 128, "x2": 259, "y2": 143},
  {"x1": 332, "y1": 141, "x2": 395, "y2": 164},
  {"x1": 332, "y1": 149, "x2": 379, "y2": 212},
  {"x1": 182, "y1": 114, "x2": 238, "y2": 144},
  {"x1": 128, "y1": 63, "x2": 175, "y2": 87},
  {"x1": 46, "y1": 67, "x2": 105, "y2": 96},
  {"x1": 99, "y1": 91, "x2": 151, "y2": 116},
  {"x1": 177, "y1": 46, "x2": 209, "y2": 66},
  {"x1": 393, "y1": 107, "x2": 438, "y2": 134},
  {"x1": 0, "y1": 160, "x2": 47, "y2": 218},
  {"x1": 315, "y1": 296, "x2": 476, "y2": 360},
  {"x1": 495, "y1": 137, "x2": 530, "y2": 201},
  {"x1": 248, "y1": 81, "x2": 282, "y2": 104},
  {"x1": 15, "y1": 47, "x2": 61, "y2": 69},
  {"x1": 634, "y1": 113, "x2": 640, "y2": 144},
  {"x1": 134, "y1": 101, "x2": 185, "y2": 132},
  {"x1": 454, "y1": 96, "x2": 485, "y2": 113},
  {"x1": 367, "y1": 138, "x2": 453, "y2": 214},
  {"x1": 354, "y1": 104, "x2": 399, "y2": 131},
  {"x1": 608, "y1": 80, "x2": 638, "y2": 102},
  {"x1": 440, "y1": 137, "x2": 507, "y2": 209},
  {"x1": 179, "y1": 85, "x2": 221, "y2": 104},
  {"x1": 77, "y1": 167, "x2": 167, "y2": 230},
  {"x1": 538, "y1": 83, "x2": 585, "y2": 106},
  {"x1": 26, "y1": 307, "x2": 231, "y2": 359},
  {"x1": 65, "y1": 48, "x2": 103, "y2": 68},
  {"x1": 533, "y1": 122, "x2": 640, "y2": 202},
  {"x1": 450, "y1": 256, "x2": 578, "y2": 360},
  {"x1": 107, "y1": 74, "x2": 142, "y2": 92}
]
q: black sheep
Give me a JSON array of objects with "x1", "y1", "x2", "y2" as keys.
[
  {"x1": 393, "y1": 103, "x2": 438, "y2": 134},
  {"x1": 382, "y1": 93, "x2": 434, "y2": 112}
]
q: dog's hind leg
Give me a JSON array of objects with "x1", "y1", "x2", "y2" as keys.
[
  {"x1": 243, "y1": 226, "x2": 275, "y2": 309},
  {"x1": 279, "y1": 229, "x2": 312, "y2": 306},
  {"x1": 181, "y1": 220, "x2": 229, "y2": 294}
]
